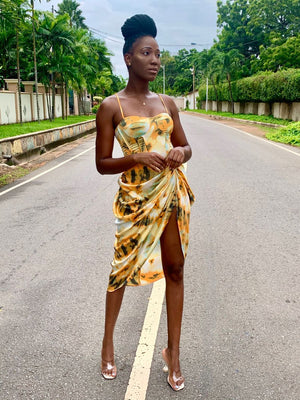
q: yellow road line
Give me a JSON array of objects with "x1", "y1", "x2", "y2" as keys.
[{"x1": 124, "y1": 279, "x2": 165, "y2": 400}]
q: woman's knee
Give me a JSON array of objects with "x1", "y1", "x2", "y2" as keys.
[{"x1": 164, "y1": 259, "x2": 184, "y2": 283}]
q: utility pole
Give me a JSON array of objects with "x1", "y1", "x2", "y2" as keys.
[
  {"x1": 161, "y1": 65, "x2": 165, "y2": 94},
  {"x1": 205, "y1": 77, "x2": 208, "y2": 112},
  {"x1": 192, "y1": 65, "x2": 195, "y2": 109},
  {"x1": 31, "y1": 0, "x2": 40, "y2": 122}
]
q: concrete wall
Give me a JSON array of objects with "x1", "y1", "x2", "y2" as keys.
[
  {"x1": 171, "y1": 96, "x2": 185, "y2": 110},
  {"x1": 291, "y1": 103, "x2": 300, "y2": 122},
  {"x1": 0, "y1": 79, "x2": 91, "y2": 125},
  {"x1": 186, "y1": 90, "x2": 199, "y2": 109},
  {"x1": 0, "y1": 119, "x2": 96, "y2": 162},
  {"x1": 20, "y1": 93, "x2": 32, "y2": 122},
  {"x1": 258, "y1": 102, "x2": 271, "y2": 116},
  {"x1": 0, "y1": 92, "x2": 17, "y2": 124},
  {"x1": 188, "y1": 99, "x2": 300, "y2": 121},
  {"x1": 32, "y1": 94, "x2": 45, "y2": 120}
]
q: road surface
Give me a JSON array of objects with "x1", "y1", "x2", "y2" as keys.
[{"x1": 1, "y1": 113, "x2": 299, "y2": 399}]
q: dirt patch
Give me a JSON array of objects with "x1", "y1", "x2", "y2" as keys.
[{"x1": 185, "y1": 112, "x2": 270, "y2": 138}]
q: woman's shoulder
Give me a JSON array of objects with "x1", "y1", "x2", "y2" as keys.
[
  {"x1": 100, "y1": 93, "x2": 119, "y2": 109},
  {"x1": 158, "y1": 94, "x2": 178, "y2": 115},
  {"x1": 98, "y1": 93, "x2": 121, "y2": 117}
]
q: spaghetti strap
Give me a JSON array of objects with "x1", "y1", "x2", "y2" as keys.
[
  {"x1": 115, "y1": 94, "x2": 125, "y2": 119},
  {"x1": 158, "y1": 94, "x2": 169, "y2": 114}
]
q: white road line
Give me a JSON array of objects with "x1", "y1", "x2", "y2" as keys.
[
  {"x1": 0, "y1": 145, "x2": 95, "y2": 197},
  {"x1": 195, "y1": 116, "x2": 300, "y2": 158},
  {"x1": 124, "y1": 279, "x2": 165, "y2": 400}
]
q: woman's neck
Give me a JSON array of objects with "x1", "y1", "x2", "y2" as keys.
[{"x1": 124, "y1": 78, "x2": 150, "y2": 96}]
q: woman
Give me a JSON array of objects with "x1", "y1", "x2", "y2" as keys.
[{"x1": 95, "y1": 14, "x2": 194, "y2": 391}]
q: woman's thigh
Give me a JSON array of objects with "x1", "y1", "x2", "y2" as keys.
[{"x1": 160, "y1": 208, "x2": 184, "y2": 273}]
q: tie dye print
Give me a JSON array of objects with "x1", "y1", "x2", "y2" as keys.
[{"x1": 107, "y1": 97, "x2": 194, "y2": 292}]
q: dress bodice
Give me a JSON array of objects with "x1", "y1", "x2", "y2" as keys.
[{"x1": 115, "y1": 112, "x2": 174, "y2": 185}]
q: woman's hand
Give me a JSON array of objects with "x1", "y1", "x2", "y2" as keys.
[
  {"x1": 165, "y1": 147, "x2": 185, "y2": 170},
  {"x1": 133, "y1": 152, "x2": 166, "y2": 172}
]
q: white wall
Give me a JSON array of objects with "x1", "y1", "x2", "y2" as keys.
[
  {"x1": 32, "y1": 93, "x2": 45, "y2": 120},
  {"x1": 55, "y1": 95, "x2": 62, "y2": 117},
  {"x1": 20, "y1": 93, "x2": 32, "y2": 122},
  {"x1": 186, "y1": 90, "x2": 199, "y2": 109},
  {"x1": 0, "y1": 92, "x2": 17, "y2": 124}
]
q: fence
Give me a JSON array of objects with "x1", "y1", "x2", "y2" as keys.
[{"x1": 0, "y1": 79, "x2": 91, "y2": 125}]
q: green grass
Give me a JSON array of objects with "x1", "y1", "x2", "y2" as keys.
[
  {"x1": 188, "y1": 108, "x2": 300, "y2": 147},
  {"x1": 265, "y1": 122, "x2": 300, "y2": 147},
  {"x1": 0, "y1": 166, "x2": 30, "y2": 187},
  {"x1": 0, "y1": 115, "x2": 95, "y2": 139},
  {"x1": 188, "y1": 109, "x2": 290, "y2": 126}
]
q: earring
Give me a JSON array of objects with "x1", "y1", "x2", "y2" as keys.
[{"x1": 128, "y1": 63, "x2": 131, "y2": 66}]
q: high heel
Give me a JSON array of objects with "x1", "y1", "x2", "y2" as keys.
[
  {"x1": 101, "y1": 359, "x2": 117, "y2": 380},
  {"x1": 162, "y1": 348, "x2": 185, "y2": 391}
]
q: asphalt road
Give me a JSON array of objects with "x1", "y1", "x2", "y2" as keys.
[{"x1": 1, "y1": 114, "x2": 299, "y2": 400}]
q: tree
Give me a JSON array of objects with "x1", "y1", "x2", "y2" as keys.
[
  {"x1": 37, "y1": 12, "x2": 75, "y2": 119},
  {"x1": 0, "y1": 0, "x2": 18, "y2": 83},
  {"x1": 248, "y1": 0, "x2": 300, "y2": 41},
  {"x1": 0, "y1": 0, "x2": 28, "y2": 123},
  {"x1": 252, "y1": 35, "x2": 300, "y2": 72},
  {"x1": 222, "y1": 49, "x2": 243, "y2": 112},
  {"x1": 57, "y1": 0, "x2": 87, "y2": 29},
  {"x1": 216, "y1": 0, "x2": 262, "y2": 61}
]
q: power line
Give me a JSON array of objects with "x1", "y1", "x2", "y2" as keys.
[{"x1": 88, "y1": 26, "x2": 123, "y2": 43}]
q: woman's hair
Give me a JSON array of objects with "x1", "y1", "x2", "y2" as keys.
[{"x1": 121, "y1": 14, "x2": 157, "y2": 55}]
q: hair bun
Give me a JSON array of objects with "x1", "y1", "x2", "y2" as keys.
[{"x1": 121, "y1": 14, "x2": 157, "y2": 40}]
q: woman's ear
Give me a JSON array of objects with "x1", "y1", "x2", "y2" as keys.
[{"x1": 124, "y1": 53, "x2": 132, "y2": 67}]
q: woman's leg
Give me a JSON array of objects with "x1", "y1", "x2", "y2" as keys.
[
  {"x1": 160, "y1": 208, "x2": 185, "y2": 389},
  {"x1": 101, "y1": 286, "x2": 125, "y2": 378}
]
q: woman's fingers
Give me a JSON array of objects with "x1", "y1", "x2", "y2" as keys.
[
  {"x1": 166, "y1": 148, "x2": 185, "y2": 169},
  {"x1": 151, "y1": 154, "x2": 166, "y2": 171},
  {"x1": 136, "y1": 152, "x2": 166, "y2": 171}
]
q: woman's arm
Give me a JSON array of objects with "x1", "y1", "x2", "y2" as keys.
[
  {"x1": 95, "y1": 98, "x2": 166, "y2": 175},
  {"x1": 163, "y1": 96, "x2": 192, "y2": 170}
]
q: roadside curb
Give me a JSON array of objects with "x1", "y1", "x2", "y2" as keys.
[{"x1": 0, "y1": 119, "x2": 96, "y2": 163}]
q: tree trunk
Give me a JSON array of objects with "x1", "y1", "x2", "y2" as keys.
[
  {"x1": 16, "y1": 20, "x2": 22, "y2": 125},
  {"x1": 45, "y1": 85, "x2": 52, "y2": 121},
  {"x1": 211, "y1": 76, "x2": 218, "y2": 102},
  {"x1": 61, "y1": 82, "x2": 65, "y2": 119},
  {"x1": 65, "y1": 82, "x2": 68, "y2": 119},
  {"x1": 52, "y1": 79, "x2": 55, "y2": 120},
  {"x1": 227, "y1": 73, "x2": 234, "y2": 114},
  {"x1": 31, "y1": 0, "x2": 40, "y2": 122}
]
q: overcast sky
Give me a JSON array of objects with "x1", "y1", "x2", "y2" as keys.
[{"x1": 36, "y1": 0, "x2": 218, "y2": 78}]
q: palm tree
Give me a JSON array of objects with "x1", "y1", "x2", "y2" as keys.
[
  {"x1": 31, "y1": 0, "x2": 50, "y2": 122},
  {"x1": 0, "y1": 0, "x2": 17, "y2": 84},
  {"x1": 57, "y1": 0, "x2": 87, "y2": 29},
  {"x1": 37, "y1": 12, "x2": 75, "y2": 120}
]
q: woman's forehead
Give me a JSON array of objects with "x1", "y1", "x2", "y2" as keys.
[{"x1": 133, "y1": 36, "x2": 160, "y2": 51}]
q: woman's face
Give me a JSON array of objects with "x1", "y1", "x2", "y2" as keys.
[{"x1": 125, "y1": 35, "x2": 161, "y2": 81}]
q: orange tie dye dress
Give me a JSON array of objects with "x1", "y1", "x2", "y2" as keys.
[{"x1": 107, "y1": 94, "x2": 194, "y2": 292}]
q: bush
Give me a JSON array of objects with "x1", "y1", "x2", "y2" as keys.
[
  {"x1": 198, "y1": 69, "x2": 300, "y2": 103},
  {"x1": 266, "y1": 122, "x2": 300, "y2": 146},
  {"x1": 92, "y1": 104, "x2": 100, "y2": 114}
]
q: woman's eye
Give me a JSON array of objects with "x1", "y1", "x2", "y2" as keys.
[
  {"x1": 157, "y1": 53, "x2": 161, "y2": 58},
  {"x1": 143, "y1": 51, "x2": 150, "y2": 55}
]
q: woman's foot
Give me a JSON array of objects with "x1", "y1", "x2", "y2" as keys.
[
  {"x1": 101, "y1": 359, "x2": 117, "y2": 380},
  {"x1": 162, "y1": 348, "x2": 185, "y2": 391},
  {"x1": 101, "y1": 342, "x2": 117, "y2": 380}
]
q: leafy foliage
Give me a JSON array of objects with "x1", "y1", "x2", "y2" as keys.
[
  {"x1": 198, "y1": 69, "x2": 300, "y2": 102},
  {"x1": 0, "y1": 0, "x2": 125, "y2": 110},
  {"x1": 57, "y1": 0, "x2": 87, "y2": 29},
  {"x1": 266, "y1": 122, "x2": 300, "y2": 146}
]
